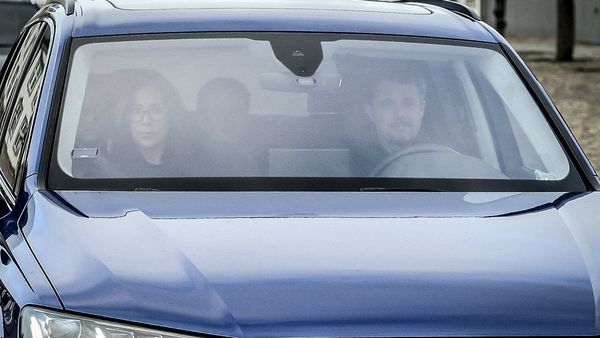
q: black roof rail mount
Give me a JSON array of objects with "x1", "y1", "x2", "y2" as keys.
[
  {"x1": 45, "y1": 0, "x2": 75, "y2": 15},
  {"x1": 392, "y1": 0, "x2": 481, "y2": 21}
]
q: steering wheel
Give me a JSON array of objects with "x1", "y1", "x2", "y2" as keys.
[
  {"x1": 371, "y1": 143, "x2": 458, "y2": 177},
  {"x1": 370, "y1": 143, "x2": 508, "y2": 179}
]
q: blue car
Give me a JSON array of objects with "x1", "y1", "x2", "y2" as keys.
[{"x1": 1, "y1": 0, "x2": 599, "y2": 337}]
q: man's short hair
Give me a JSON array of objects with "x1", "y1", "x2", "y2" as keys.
[{"x1": 366, "y1": 69, "x2": 427, "y2": 103}]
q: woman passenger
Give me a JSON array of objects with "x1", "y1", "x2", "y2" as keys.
[{"x1": 109, "y1": 70, "x2": 188, "y2": 178}]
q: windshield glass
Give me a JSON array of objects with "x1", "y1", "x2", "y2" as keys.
[{"x1": 50, "y1": 33, "x2": 583, "y2": 191}]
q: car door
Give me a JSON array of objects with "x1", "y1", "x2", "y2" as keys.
[{"x1": 0, "y1": 20, "x2": 52, "y2": 338}]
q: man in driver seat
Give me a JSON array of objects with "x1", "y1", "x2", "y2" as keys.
[
  {"x1": 359, "y1": 71, "x2": 431, "y2": 176},
  {"x1": 364, "y1": 72, "x2": 427, "y2": 156}
]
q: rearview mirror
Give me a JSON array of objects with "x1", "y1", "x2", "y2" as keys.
[{"x1": 260, "y1": 72, "x2": 342, "y2": 92}]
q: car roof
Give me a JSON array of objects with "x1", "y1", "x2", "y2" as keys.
[{"x1": 66, "y1": 0, "x2": 497, "y2": 43}]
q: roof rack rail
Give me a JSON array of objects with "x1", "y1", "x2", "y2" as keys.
[
  {"x1": 43, "y1": 0, "x2": 75, "y2": 15},
  {"x1": 394, "y1": 0, "x2": 481, "y2": 21}
]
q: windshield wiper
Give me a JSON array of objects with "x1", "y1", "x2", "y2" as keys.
[
  {"x1": 360, "y1": 187, "x2": 447, "y2": 192},
  {"x1": 133, "y1": 187, "x2": 162, "y2": 192}
]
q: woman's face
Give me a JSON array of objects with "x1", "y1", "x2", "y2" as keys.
[{"x1": 127, "y1": 85, "x2": 170, "y2": 150}]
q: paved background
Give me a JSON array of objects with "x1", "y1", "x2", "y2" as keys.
[{"x1": 509, "y1": 37, "x2": 600, "y2": 173}]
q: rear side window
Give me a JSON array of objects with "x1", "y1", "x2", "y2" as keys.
[
  {"x1": 0, "y1": 24, "x2": 43, "y2": 123},
  {"x1": 0, "y1": 23, "x2": 50, "y2": 197}
]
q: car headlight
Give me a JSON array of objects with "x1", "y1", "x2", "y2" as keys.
[{"x1": 20, "y1": 307, "x2": 199, "y2": 338}]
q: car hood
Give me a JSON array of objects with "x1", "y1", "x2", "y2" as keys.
[{"x1": 22, "y1": 191, "x2": 600, "y2": 337}]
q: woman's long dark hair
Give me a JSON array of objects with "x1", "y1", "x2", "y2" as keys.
[{"x1": 108, "y1": 69, "x2": 187, "y2": 176}]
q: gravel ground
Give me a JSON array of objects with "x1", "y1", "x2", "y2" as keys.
[{"x1": 508, "y1": 37, "x2": 600, "y2": 173}]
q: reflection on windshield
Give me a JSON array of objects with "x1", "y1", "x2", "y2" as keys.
[{"x1": 57, "y1": 34, "x2": 571, "y2": 186}]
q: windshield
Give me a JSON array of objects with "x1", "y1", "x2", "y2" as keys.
[{"x1": 50, "y1": 33, "x2": 584, "y2": 191}]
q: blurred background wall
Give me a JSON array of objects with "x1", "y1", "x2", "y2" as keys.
[{"x1": 476, "y1": 0, "x2": 600, "y2": 44}]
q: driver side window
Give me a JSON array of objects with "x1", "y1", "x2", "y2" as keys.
[{"x1": 0, "y1": 22, "x2": 51, "y2": 200}]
